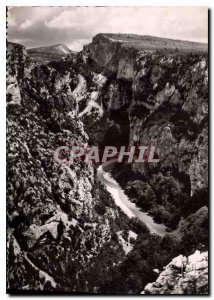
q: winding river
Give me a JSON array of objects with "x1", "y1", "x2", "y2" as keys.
[{"x1": 97, "y1": 163, "x2": 166, "y2": 236}]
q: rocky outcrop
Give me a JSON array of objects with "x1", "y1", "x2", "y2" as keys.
[
  {"x1": 85, "y1": 33, "x2": 207, "y2": 80},
  {"x1": 7, "y1": 33, "x2": 208, "y2": 294},
  {"x1": 7, "y1": 42, "x2": 132, "y2": 292},
  {"x1": 143, "y1": 251, "x2": 208, "y2": 294},
  {"x1": 73, "y1": 34, "x2": 208, "y2": 230},
  {"x1": 7, "y1": 42, "x2": 27, "y2": 105},
  {"x1": 86, "y1": 34, "x2": 151, "y2": 80}
]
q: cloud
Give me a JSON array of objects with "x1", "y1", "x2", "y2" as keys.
[
  {"x1": 20, "y1": 19, "x2": 33, "y2": 30},
  {"x1": 68, "y1": 38, "x2": 92, "y2": 51},
  {"x1": 46, "y1": 8, "x2": 98, "y2": 29},
  {"x1": 7, "y1": 6, "x2": 208, "y2": 51}
]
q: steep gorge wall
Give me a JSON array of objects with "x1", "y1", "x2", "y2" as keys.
[
  {"x1": 85, "y1": 34, "x2": 136, "y2": 80},
  {"x1": 129, "y1": 52, "x2": 208, "y2": 195},
  {"x1": 79, "y1": 34, "x2": 208, "y2": 229},
  {"x1": 7, "y1": 42, "x2": 133, "y2": 292},
  {"x1": 6, "y1": 35, "x2": 208, "y2": 294}
]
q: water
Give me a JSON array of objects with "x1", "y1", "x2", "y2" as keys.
[{"x1": 97, "y1": 165, "x2": 166, "y2": 236}]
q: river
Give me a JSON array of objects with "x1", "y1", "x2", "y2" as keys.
[{"x1": 97, "y1": 164, "x2": 166, "y2": 236}]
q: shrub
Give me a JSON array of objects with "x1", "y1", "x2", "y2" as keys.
[
  {"x1": 95, "y1": 203, "x2": 106, "y2": 215},
  {"x1": 129, "y1": 217, "x2": 150, "y2": 235}
]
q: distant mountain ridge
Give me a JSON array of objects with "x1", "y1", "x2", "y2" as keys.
[
  {"x1": 28, "y1": 44, "x2": 71, "y2": 54},
  {"x1": 27, "y1": 43, "x2": 74, "y2": 63},
  {"x1": 26, "y1": 34, "x2": 208, "y2": 64}
]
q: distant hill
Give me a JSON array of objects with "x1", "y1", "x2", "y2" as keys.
[
  {"x1": 27, "y1": 44, "x2": 74, "y2": 63},
  {"x1": 92, "y1": 33, "x2": 208, "y2": 52}
]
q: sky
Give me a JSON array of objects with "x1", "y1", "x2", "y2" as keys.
[{"x1": 7, "y1": 6, "x2": 208, "y2": 51}]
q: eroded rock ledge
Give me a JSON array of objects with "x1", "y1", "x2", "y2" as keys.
[
  {"x1": 7, "y1": 34, "x2": 208, "y2": 293},
  {"x1": 143, "y1": 251, "x2": 208, "y2": 294}
]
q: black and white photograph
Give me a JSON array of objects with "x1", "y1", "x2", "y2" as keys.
[{"x1": 5, "y1": 5, "x2": 208, "y2": 295}]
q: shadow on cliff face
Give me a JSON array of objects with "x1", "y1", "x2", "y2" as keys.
[
  {"x1": 102, "y1": 111, "x2": 130, "y2": 146},
  {"x1": 82, "y1": 107, "x2": 131, "y2": 146}
]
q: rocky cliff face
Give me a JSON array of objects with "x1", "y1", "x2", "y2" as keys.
[
  {"x1": 7, "y1": 34, "x2": 208, "y2": 294},
  {"x1": 6, "y1": 42, "x2": 27, "y2": 105},
  {"x1": 85, "y1": 34, "x2": 136, "y2": 80},
  {"x1": 77, "y1": 34, "x2": 208, "y2": 230},
  {"x1": 143, "y1": 250, "x2": 208, "y2": 294},
  {"x1": 7, "y1": 42, "x2": 133, "y2": 292},
  {"x1": 85, "y1": 33, "x2": 207, "y2": 80},
  {"x1": 129, "y1": 52, "x2": 208, "y2": 195}
]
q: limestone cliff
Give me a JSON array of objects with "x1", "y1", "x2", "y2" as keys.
[
  {"x1": 6, "y1": 33, "x2": 208, "y2": 294},
  {"x1": 143, "y1": 251, "x2": 208, "y2": 294},
  {"x1": 85, "y1": 33, "x2": 207, "y2": 80},
  {"x1": 77, "y1": 34, "x2": 208, "y2": 229},
  {"x1": 7, "y1": 42, "x2": 132, "y2": 292}
]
